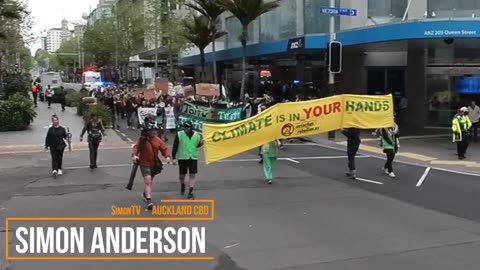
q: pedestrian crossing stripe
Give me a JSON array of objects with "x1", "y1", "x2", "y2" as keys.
[
  {"x1": 431, "y1": 160, "x2": 478, "y2": 166},
  {"x1": 397, "y1": 152, "x2": 436, "y2": 161}
]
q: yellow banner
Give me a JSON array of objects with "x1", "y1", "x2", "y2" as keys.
[{"x1": 202, "y1": 94, "x2": 394, "y2": 164}]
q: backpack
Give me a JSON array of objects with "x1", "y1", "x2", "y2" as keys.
[{"x1": 89, "y1": 127, "x2": 102, "y2": 140}]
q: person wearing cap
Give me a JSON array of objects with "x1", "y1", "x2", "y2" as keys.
[
  {"x1": 131, "y1": 116, "x2": 171, "y2": 210},
  {"x1": 45, "y1": 115, "x2": 68, "y2": 177},
  {"x1": 172, "y1": 121, "x2": 204, "y2": 200},
  {"x1": 452, "y1": 107, "x2": 472, "y2": 160}
]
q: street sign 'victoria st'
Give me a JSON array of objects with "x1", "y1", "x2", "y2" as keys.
[{"x1": 320, "y1": 7, "x2": 357, "y2": 16}]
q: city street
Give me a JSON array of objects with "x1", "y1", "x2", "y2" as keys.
[{"x1": 1, "y1": 103, "x2": 480, "y2": 270}]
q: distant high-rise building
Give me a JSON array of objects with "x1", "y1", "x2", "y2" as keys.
[
  {"x1": 87, "y1": 0, "x2": 117, "y2": 26},
  {"x1": 45, "y1": 19, "x2": 72, "y2": 52}
]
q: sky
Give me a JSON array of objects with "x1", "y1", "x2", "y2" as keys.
[{"x1": 27, "y1": 0, "x2": 99, "y2": 54}]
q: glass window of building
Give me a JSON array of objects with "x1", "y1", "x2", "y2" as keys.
[
  {"x1": 260, "y1": 0, "x2": 296, "y2": 43},
  {"x1": 368, "y1": 0, "x2": 407, "y2": 21},
  {"x1": 226, "y1": 16, "x2": 254, "y2": 49},
  {"x1": 428, "y1": 0, "x2": 480, "y2": 18},
  {"x1": 304, "y1": 0, "x2": 340, "y2": 34}
]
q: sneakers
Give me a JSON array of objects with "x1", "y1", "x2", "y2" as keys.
[
  {"x1": 52, "y1": 170, "x2": 57, "y2": 175},
  {"x1": 268, "y1": 179, "x2": 272, "y2": 185},
  {"x1": 382, "y1": 167, "x2": 389, "y2": 175},
  {"x1": 57, "y1": 169, "x2": 63, "y2": 176},
  {"x1": 346, "y1": 170, "x2": 357, "y2": 179},
  {"x1": 187, "y1": 192, "x2": 195, "y2": 200},
  {"x1": 146, "y1": 202, "x2": 154, "y2": 210},
  {"x1": 388, "y1": 172, "x2": 396, "y2": 178}
]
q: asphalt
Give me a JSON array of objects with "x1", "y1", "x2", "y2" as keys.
[{"x1": 1, "y1": 104, "x2": 480, "y2": 269}]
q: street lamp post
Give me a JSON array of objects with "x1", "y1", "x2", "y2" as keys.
[{"x1": 327, "y1": 0, "x2": 336, "y2": 140}]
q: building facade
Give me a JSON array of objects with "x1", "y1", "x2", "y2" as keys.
[
  {"x1": 179, "y1": 0, "x2": 480, "y2": 128},
  {"x1": 45, "y1": 19, "x2": 72, "y2": 52},
  {"x1": 87, "y1": 0, "x2": 116, "y2": 26}
]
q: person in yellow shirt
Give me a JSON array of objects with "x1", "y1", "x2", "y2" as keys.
[{"x1": 452, "y1": 107, "x2": 472, "y2": 160}]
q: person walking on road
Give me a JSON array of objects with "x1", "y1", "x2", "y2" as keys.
[
  {"x1": 260, "y1": 140, "x2": 279, "y2": 184},
  {"x1": 45, "y1": 115, "x2": 68, "y2": 177},
  {"x1": 45, "y1": 85, "x2": 54, "y2": 109},
  {"x1": 131, "y1": 117, "x2": 171, "y2": 210},
  {"x1": 59, "y1": 86, "x2": 66, "y2": 112},
  {"x1": 172, "y1": 121, "x2": 204, "y2": 200},
  {"x1": 375, "y1": 123, "x2": 400, "y2": 178},
  {"x1": 341, "y1": 128, "x2": 361, "y2": 179},
  {"x1": 468, "y1": 101, "x2": 480, "y2": 142},
  {"x1": 31, "y1": 82, "x2": 38, "y2": 107},
  {"x1": 80, "y1": 113, "x2": 106, "y2": 170},
  {"x1": 452, "y1": 107, "x2": 472, "y2": 160}
]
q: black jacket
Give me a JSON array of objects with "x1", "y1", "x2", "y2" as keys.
[
  {"x1": 80, "y1": 120, "x2": 105, "y2": 141},
  {"x1": 45, "y1": 126, "x2": 67, "y2": 149},
  {"x1": 342, "y1": 128, "x2": 361, "y2": 144}
]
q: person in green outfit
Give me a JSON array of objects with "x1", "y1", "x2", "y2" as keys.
[
  {"x1": 261, "y1": 140, "x2": 280, "y2": 184},
  {"x1": 374, "y1": 123, "x2": 400, "y2": 178},
  {"x1": 172, "y1": 121, "x2": 203, "y2": 199}
]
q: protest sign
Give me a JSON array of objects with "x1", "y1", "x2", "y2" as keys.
[
  {"x1": 165, "y1": 106, "x2": 176, "y2": 129},
  {"x1": 203, "y1": 94, "x2": 394, "y2": 164},
  {"x1": 195, "y1": 83, "x2": 220, "y2": 96},
  {"x1": 137, "y1": 107, "x2": 157, "y2": 125}
]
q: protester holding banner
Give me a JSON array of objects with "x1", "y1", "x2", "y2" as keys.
[
  {"x1": 261, "y1": 140, "x2": 280, "y2": 184},
  {"x1": 172, "y1": 121, "x2": 204, "y2": 200},
  {"x1": 341, "y1": 128, "x2": 361, "y2": 179}
]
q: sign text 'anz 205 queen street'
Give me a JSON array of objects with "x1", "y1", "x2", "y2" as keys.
[{"x1": 424, "y1": 29, "x2": 478, "y2": 37}]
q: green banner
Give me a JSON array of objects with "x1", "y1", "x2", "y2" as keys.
[{"x1": 177, "y1": 102, "x2": 243, "y2": 132}]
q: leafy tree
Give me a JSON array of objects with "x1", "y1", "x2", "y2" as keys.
[
  {"x1": 114, "y1": 0, "x2": 145, "y2": 67},
  {"x1": 82, "y1": 18, "x2": 116, "y2": 67},
  {"x1": 56, "y1": 38, "x2": 78, "y2": 68},
  {"x1": 182, "y1": 14, "x2": 224, "y2": 82},
  {"x1": 218, "y1": 0, "x2": 279, "y2": 98},
  {"x1": 19, "y1": 45, "x2": 33, "y2": 72},
  {"x1": 144, "y1": 0, "x2": 190, "y2": 81},
  {"x1": 185, "y1": 0, "x2": 225, "y2": 84},
  {"x1": 34, "y1": 49, "x2": 61, "y2": 71}
]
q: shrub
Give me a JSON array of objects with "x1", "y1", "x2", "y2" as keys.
[
  {"x1": 0, "y1": 93, "x2": 37, "y2": 131},
  {"x1": 83, "y1": 102, "x2": 111, "y2": 126},
  {"x1": 2, "y1": 75, "x2": 30, "y2": 98},
  {"x1": 65, "y1": 91, "x2": 80, "y2": 107}
]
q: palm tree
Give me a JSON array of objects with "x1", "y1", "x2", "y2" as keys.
[
  {"x1": 182, "y1": 15, "x2": 226, "y2": 83},
  {"x1": 218, "y1": 0, "x2": 279, "y2": 99},
  {"x1": 184, "y1": 0, "x2": 225, "y2": 85}
]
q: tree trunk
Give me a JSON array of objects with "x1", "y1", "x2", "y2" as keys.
[
  {"x1": 212, "y1": 35, "x2": 217, "y2": 84},
  {"x1": 240, "y1": 43, "x2": 246, "y2": 100},
  {"x1": 200, "y1": 49, "x2": 206, "y2": 83}
]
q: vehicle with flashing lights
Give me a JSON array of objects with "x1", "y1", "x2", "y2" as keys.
[{"x1": 82, "y1": 70, "x2": 103, "y2": 91}]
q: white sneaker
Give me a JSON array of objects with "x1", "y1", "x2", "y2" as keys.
[
  {"x1": 57, "y1": 169, "x2": 63, "y2": 175},
  {"x1": 382, "y1": 167, "x2": 389, "y2": 174},
  {"x1": 388, "y1": 172, "x2": 396, "y2": 178},
  {"x1": 52, "y1": 170, "x2": 57, "y2": 175}
]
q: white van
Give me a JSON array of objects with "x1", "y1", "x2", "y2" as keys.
[
  {"x1": 40, "y1": 72, "x2": 63, "y2": 89},
  {"x1": 82, "y1": 71, "x2": 102, "y2": 91}
]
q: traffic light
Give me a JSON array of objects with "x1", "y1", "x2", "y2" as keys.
[{"x1": 327, "y1": 41, "x2": 342, "y2": 74}]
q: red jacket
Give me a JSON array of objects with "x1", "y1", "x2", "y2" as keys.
[{"x1": 132, "y1": 135, "x2": 170, "y2": 167}]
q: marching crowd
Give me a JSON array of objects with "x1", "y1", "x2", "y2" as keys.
[{"x1": 37, "y1": 83, "x2": 479, "y2": 210}]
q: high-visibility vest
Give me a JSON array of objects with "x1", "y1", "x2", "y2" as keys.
[
  {"x1": 31, "y1": 85, "x2": 37, "y2": 92},
  {"x1": 452, "y1": 115, "x2": 472, "y2": 141},
  {"x1": 176, "y1": 131, "x2": 200, "y2": 160}
]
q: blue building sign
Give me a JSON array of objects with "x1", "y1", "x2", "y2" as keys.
[{"x1": 320, "y1": 7, "x2": 357, "y2": 16}]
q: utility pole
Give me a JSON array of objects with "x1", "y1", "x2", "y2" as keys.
[{"x1": 327, "y1": 0, "x2": 336, "y2": 140}]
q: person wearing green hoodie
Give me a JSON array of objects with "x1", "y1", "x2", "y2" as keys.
[{"x1": 261, "y1": 140, "x2": 279, "y2": 184}]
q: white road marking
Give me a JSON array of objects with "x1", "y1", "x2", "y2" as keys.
[
  {"x1": 416, "y1": 167, "x2": 431, "y2": 187},
  {"x1": 127, "y1": 138, "x2": 133, "y2": 142},
  {"x1": 286, "y1": 158, "x2": 300, "y2": 163},
  {"x1": 224, "y1": 243, "x2": 240, "y2": 249},
  {"x1": 432, "y1": 167, "x2": 480, "y2": 177},
  {"x1": 120, "y1": 133, "x2": 127, "y2": 137},
  {"x1": 355, "y1": 177, "x2": 383, "y2": 185},
  {"x1": 65, "y1": 164, "x2": 132, "y2": 170}
]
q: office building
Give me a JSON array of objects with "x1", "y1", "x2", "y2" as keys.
[
  {"x1": 179, "y1": 0, "x2": 480, "y2": 128},
  {"x1": 45, "y1": 19, "x2": 72, "y2": 52}
]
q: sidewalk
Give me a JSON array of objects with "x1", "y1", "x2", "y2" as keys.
[
  {"x1": 307, "y1": 131, "x2": 480, "y2": 173},
  {"x1": 0, "y1": 99, "x2": 127, "y2": 153}
]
